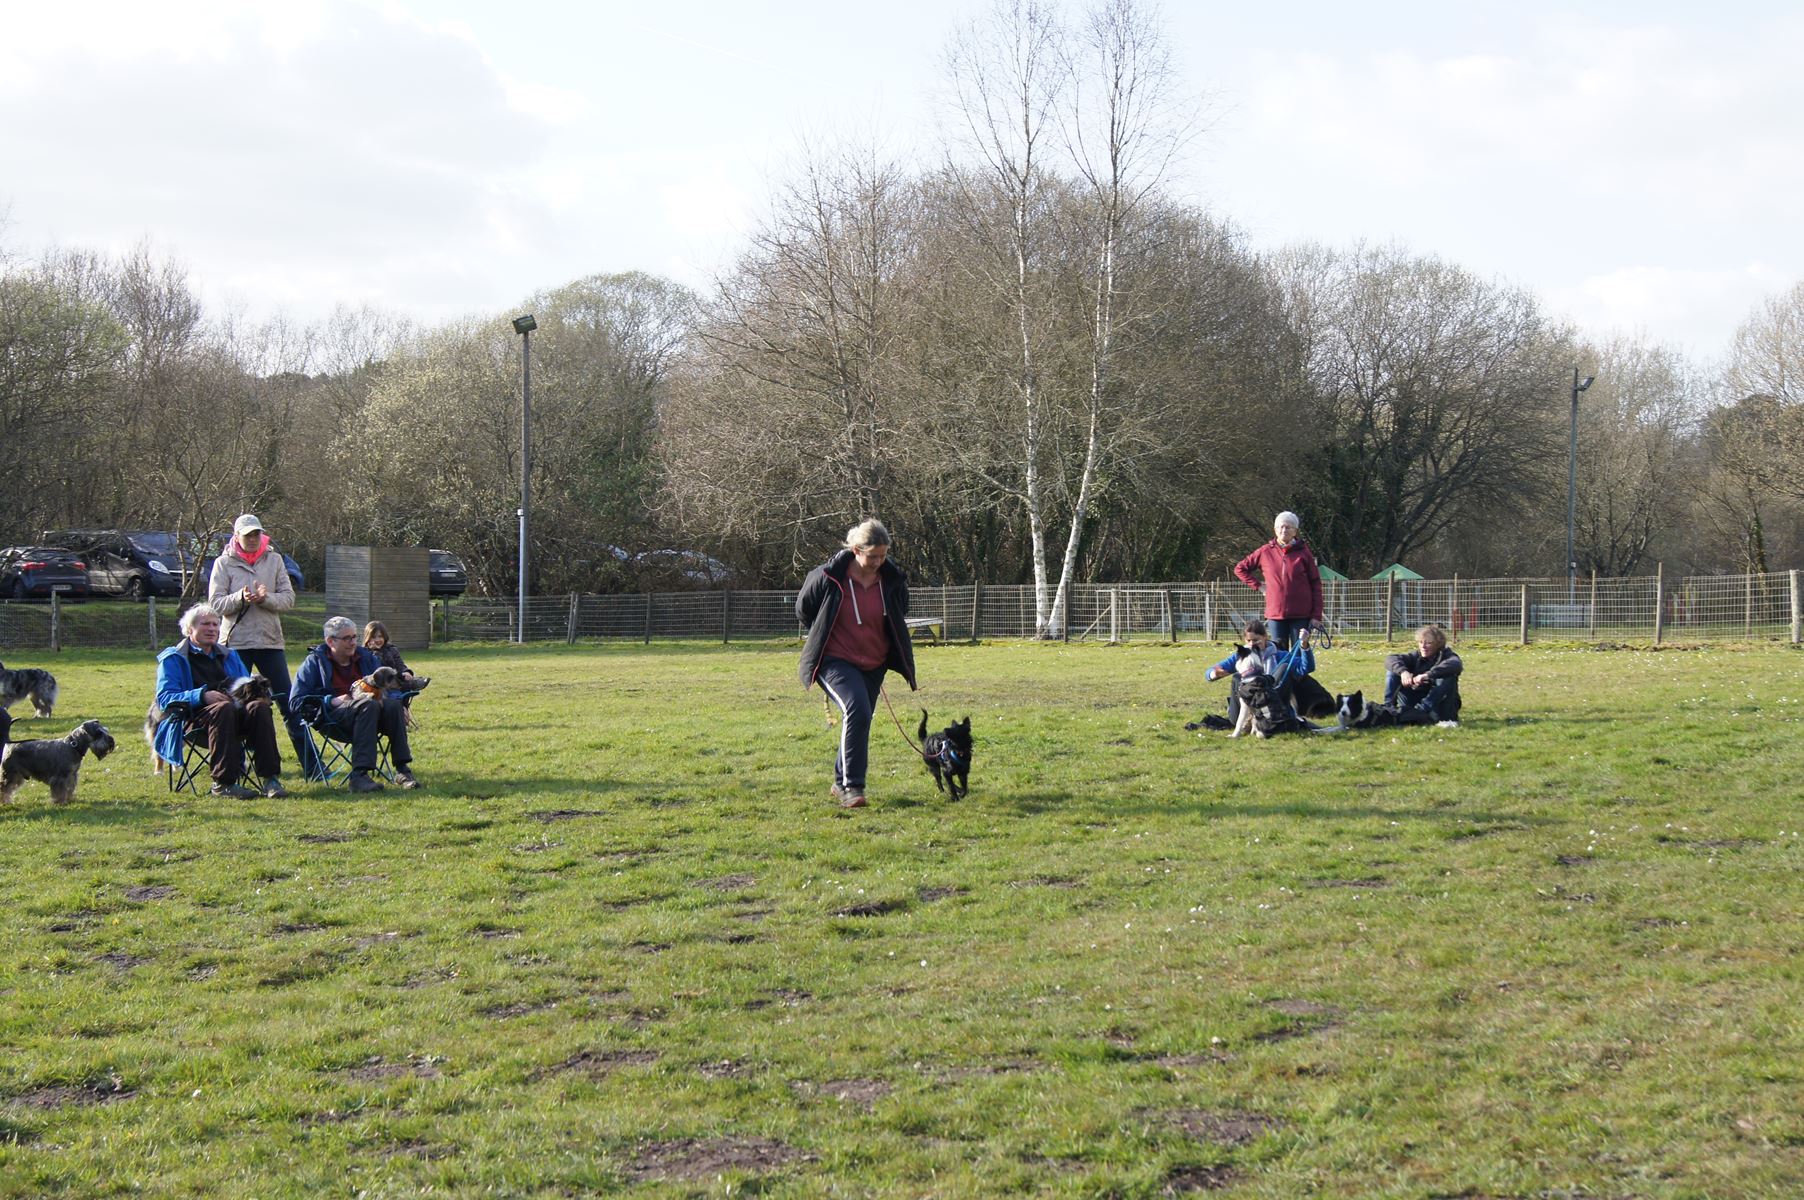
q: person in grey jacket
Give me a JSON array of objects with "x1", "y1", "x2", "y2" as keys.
[{"x1": 208, "y1": 512, "x2": 299, "y2": 734}]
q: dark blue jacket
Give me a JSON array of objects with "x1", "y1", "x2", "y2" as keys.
[
  {"x1": 292, "y1": 642, "x2": 380, "y2": 711},
  {"x1": 796, "y1": 550, "x2": 916, "y2": 690},
  {"x1": 153, "y1": 639, "x2": 251, "y2": 764}
]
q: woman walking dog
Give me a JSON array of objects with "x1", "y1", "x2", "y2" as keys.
[{"x1": 797, "y1": 520, "x2": 917, "y2": 810}]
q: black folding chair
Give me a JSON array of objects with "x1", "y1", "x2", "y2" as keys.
[
  {"x1": 293, "y1": 695, "x2": 394, "y2": 785},
  {"x1": 154, "y1": 701, "x2": 254, "y2": 794}
]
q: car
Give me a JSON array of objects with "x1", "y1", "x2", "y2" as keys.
[
  {"x1": 633, "y1": 548, "x2": 734, "y2": 588},
  {"x1": 0, "y1": 546, "x2": 92, "y2": 601},
  {"x1": 40, "y1": 529, "x2": 194, "y2": 599},
  {"x1": 429, "y1": 549, "x2": 468, "y2": 597}
]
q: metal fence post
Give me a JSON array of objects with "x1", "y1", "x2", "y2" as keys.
[
  {"x1": 1205, "y1": 581, "x2": 1216, "y2": 642},
  {"x1": 1518, "y1": 584, "x2": 1529, "y2": 646},
  {"x1": 1653, "y1": 563, "x2": 1665, "y2": 645},
  {"x1": 643, "y1": 593, "x2": 653, "y2": 644},
  {"x1": 1589, "y1": 571, "x2": 1598, "y2": 639},
  {"x1": 721, "y1": 590, "x2": 731, "y2": 644},
  {"x1": 1745, "y1": 573, "x2": 1754, "y2": 639},
  {"x1": 1791, "y1": 570, "x2": 1800, "y2": 645},
  {"x1": 50, "y1": 591, "x2": 62, "y2": 652},
  {"x1": 567, "y1": 593, "x2": 579, "y2": 644},
  {"x1": 1384, "y1": 577, "x2": 1396, "y2": 642},
  {"x1": 970, "y1": 582, "x2": 982, "y2": 643},
  {"x1": 1109, "y1": 588, "x2": 1119, "y2": 644},
  {"x1": 1163, "y1": 588, "x2": 1176, "y2": 642}
]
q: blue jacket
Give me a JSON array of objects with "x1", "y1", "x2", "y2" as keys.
[
  {"x1": 1211, "y1": 643, "x2": 1315, "y2": 681},
  {"x1": 292, "y1": 642, "x2": 380, "y2": 711},
  {"x1": 153, "y1": 640, "x2": 250, "y2": 764}
]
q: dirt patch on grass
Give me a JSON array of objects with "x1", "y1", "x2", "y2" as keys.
[
  {"x1": 917, "y1": 885, "x2": 965, "y2": 902},
  {"x1": 1163, "y1": 1164, "x2": 1240, "y2": 1193},
  {"x1": 833, "y1": 898, "x2": 908, "y2": 918},
  {"x1": 93, "y1": 952, "x2": 147, "y2": 971},
  {"x1": 626, "y1": 1136, "x2": 815, "y2": 1182},
  {"x1": 1554, "y1": 854, "x2": 1594, "y2": 867},
  {"x1": 297, "y1": 832, "x2": 353, "y2": 844},
  {"x1": 1156, "y1": 1108, "x2": 1285, "y2": 1146},
  {"x1": 1154, "y1": 1052, "x2": 1230, "y2": 1068},
  {"x1": 708, "y1": 932, "x2": 759, "y2": 945},
  {"x1": 528, "y1": 809, "x2": 607, "y2": 822},
  {"x1": 482, "y1": 1000, "x2": 559, "y2": 1019},
  {"x1": 273, "y1": 922, "x2": 326, "y2": 935},
  {"x1": 746, "y1": 988, "x2": 811, "y2": 1010},
  {"x1": 335, "y1": 1055, "x2": 444, "y2": 1082},
  {"x1": 695, "y1": 873, "x2": 757, "y2": 891},
  {"x1": 533, "y1": 1049, "x2": 660, "y2": 1080},
  {"x1": 122, "y1": 885, "x2": 176, "y2": 902},
  {"x1": 378, "y1": 1139, "x2": 456, "y2": 1160},
  {"x1": 1305, "y1": 878, "x2": 1389, "y2": 889},
  {"x1": 472, "y1": 926, "x2": 521, "y2": 940},
  {"x1": 1632, "y1": 916, "x2": 1686, "y2": 929},
  {"x1": 733, "y1": 907, "x2": 773, "y2": 922},
  {"x1": 626, "y1": 940, "x2": 671, "y2": 954},
  {"x1": 923, "y1": 1059, "x2": 1041, "y2": 1079},
  {"x1": 47, "y1": 909, "x2": 101, "y2": 932},
  {"x1": 791, "y1": 1079, "x2": 891, "y2": 1109},
  {"x1": 1010, "y1": 875, "x2": 1082, "y2": 889},
  {"x1": 697, "y1": 1059, "x2": 750, "y2": 1079},
  {"x1": 353, "y1": 931, "x2": 406, "y2": 949},
  {"x1": 10, "y1": 1077, "x2": 136, "y2": 1109},
  {"x1": 513, "y1": 839, "x2": 564, "y2": 853}
]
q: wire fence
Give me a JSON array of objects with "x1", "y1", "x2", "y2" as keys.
[{"x1": 3, "y1": 570, "x2": 1800, "y2": 653}]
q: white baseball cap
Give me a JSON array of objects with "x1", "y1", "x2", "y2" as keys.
[{"x1": 233, "y1": 513, "x2": 264, "y2": 536}]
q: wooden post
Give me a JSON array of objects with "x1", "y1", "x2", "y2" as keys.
[
  {"x1": 970, "y1": 582, "x2": 982, "y2": 644},
  {"x1": 1518, "y1": 584, "x2": 1529, "y2": 646},
  {"x1": 567, "y1": 593, "x2": 579, "y2": 644},
  {"x1": 1791, "y1": 570, "x2": 1800, "y2": 645},
  {"x1": 439, "y1": 596, "x2": 451, "y2": 642},
  {"x1": 1163, "y1": 589, "x2": 1176, "y2": 642},
  {"x1": 50, "y1": 590, "x2": 62, "y2": 652},
  {"x1": 148, "y1": 596, "x2": 159, "y2": 652},
  {"x1": 1589, "y1": 570, "x2": 1598, "y2": 638},
  {"x1": 643, "y1": 593, "x2": 654, "y2": 644},
  {"x1": 1384, "y1": 576, "x2": 1396, "y2": 642},
  {"x1": 721, "y1": 590, "x2": 731, "y2": 644},
  {"x1": 1653, "y1": 563, "x2": 1665, "y2": 645}
]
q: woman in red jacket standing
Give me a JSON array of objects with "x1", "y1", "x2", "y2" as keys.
[{"x1": 1233, "y1": 510, "x2": 1323, "y2": 650}]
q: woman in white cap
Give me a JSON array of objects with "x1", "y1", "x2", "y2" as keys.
[
  {"x1": 207, "y1": 514, "x2": 299, "y2": 781},
  {"x1": 1232, "y1": 510, "x2": 1323, "y2": 650}
]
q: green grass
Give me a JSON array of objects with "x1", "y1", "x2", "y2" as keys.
[{"x1": 2, "y1": 639, "x2": 1802, "y2": 1197}]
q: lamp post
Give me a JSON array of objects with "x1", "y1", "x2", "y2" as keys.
[
  {"x1": 1567, "y1": 367, "x2": 1594, "y2": 602},
  {"x1": 512, "y1": 313, "x2": 537, "y2": 643}
]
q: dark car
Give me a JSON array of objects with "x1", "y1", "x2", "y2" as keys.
[
  {"x1": 0, "y1": 546, "x2": 92, "y2": 601},
  {"x1": 429, "y1": 549, "x2": 468, "y2": 597}
]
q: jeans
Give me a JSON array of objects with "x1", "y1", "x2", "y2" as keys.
[
  {"x1": 1384, "y1": 672, "x2": 1461, "y2": 719},
  {"x1": 318, "y1": 693, "x2": 412, "y2": 773},
  {"x1": 815, "y1": 657, "x2": 887, "y2": 792},
  {"x1": 231, "y1": 647, "x2": 309, "y2": 772},
  {"x1": 1267, "y1": 618, "x2": 1312, "y2": 650}
]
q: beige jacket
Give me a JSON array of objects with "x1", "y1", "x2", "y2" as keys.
[{"x1": 209, "y1": 541, "x2": 296, "y2": 650}]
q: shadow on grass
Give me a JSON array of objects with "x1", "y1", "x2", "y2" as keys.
[{"x1": 3, "y1": 800, "x2": 175, "y2": 828}]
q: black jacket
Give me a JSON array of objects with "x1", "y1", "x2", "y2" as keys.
[{"x1": 796, "y1": 550, "x2": 917, "y2": 690}]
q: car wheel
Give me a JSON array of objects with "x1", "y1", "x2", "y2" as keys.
[{"x1": 124, "y1": 576, "x2": 146, "y2": 601}]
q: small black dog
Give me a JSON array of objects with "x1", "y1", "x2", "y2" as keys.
[
  {"x1": 918, "y1": 710, "x2": 973, "y2": 800},
  {"x1": 1, "y1": 719, "x2": 116, "y2": 805},
  {"x1": 0, "y1": 660, "x2": 59, "y2": 718}
]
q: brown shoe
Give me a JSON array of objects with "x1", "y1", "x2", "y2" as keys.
[{"x1": 838, "y1": 791, "x2": 867, "y2": 809}]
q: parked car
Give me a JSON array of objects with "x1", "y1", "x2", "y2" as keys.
[
  {"x1": 40, "y1": 529, "x2": 195, "y2": 599},
  {"x1": 429, "y1": 549, "x2": 468, "y2": 597},
  {"x1": 0, "y1": 546, "x2": 92, "y2": 601},
  {"x1": 633, "y1": 548, "x2": 734, "y2": 588}
]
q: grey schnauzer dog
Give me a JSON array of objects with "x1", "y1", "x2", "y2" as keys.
[
  {"x1": 1, "y1": 719, "x2": 116, "y2": 805},
  {"x1": 0, "y1": 660, "x2": 59, "y2": 718}
]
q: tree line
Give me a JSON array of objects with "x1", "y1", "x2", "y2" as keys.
[{"x1": 4, "y1": 0, "x2": 1800, "y2": 626}]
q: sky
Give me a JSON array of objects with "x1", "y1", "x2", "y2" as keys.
[{"x1": 2, "y1": 0, "x2": 1799, "y2": 360}]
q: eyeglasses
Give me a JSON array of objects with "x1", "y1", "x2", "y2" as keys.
[{"x1": 328, "y1": 634, "x2": 356, "y2": 642}]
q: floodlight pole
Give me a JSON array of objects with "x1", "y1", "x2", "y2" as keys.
[
  {"x1": 1567, "y1": 367, "x2": 1594, "y2": 603},
  {"x1": 513, "y1": 314, "x2": 537, "y2": 643}
]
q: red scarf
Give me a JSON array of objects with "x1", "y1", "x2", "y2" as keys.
[{"x1": 232, "y1": 533, "x2": 270, "y2": 565}]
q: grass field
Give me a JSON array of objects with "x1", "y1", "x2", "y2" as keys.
[{"x1": 2, "y1": 638, "x2": 1802, "y2": 1198}]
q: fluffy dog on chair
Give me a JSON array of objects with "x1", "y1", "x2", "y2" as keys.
[
  {"x1": 1, "y1": 719, "x2": 116, "y2": 805},
  {"x1": 351, "y1": 666, "x2": 400, "y2": 704},
  {"x1": 918, "y1": 710, "x2": 973, "y2": 800},
  {"x1": 0, "y1": 660, "x2": 59, "y2": 719}
]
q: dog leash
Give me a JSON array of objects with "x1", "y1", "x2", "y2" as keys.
[{"x1": 878, "y1": 685, "x2": 927, "y2": 757}]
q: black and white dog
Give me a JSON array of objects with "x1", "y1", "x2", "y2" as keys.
[
  {"x1": 1, "y1": 719, "x2": 116, "y2": 805},
  {"x1": 1328, "y1": 690, "x2": 1440, "y2": 731},
  {"x1": 918, "y1": 710, "x2": 973, "y2": 800},
  {"x1": 0, "y1": 660, "x2": 59, "y2": 719}
]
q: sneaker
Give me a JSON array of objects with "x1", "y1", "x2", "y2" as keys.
[
  {"x1": 260, "y1": 777, "x2": 289, "y2": 798},
  {"x1": 348, "y1": 771, "x2": 384, "y2": 793},
  {"x1": 838, "y1": 790, "x2": 868, "y2": 809},
  {"x1": 829, "y1": 783, "x2": 847, "y2": 803},
  {"x1": 1436, "y1": 719, "x2": 1460, "y2": 729},
  {"x1": 394, "y1": 768, "x2": 421, "y2": 790},
  {"x1": 210, "y1": 782, "x2": 258, "y2": 799}
]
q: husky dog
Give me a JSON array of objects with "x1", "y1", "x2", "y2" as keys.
[
  {"x1": 918, "y1": 710, "x2": 973, "y2": 800},
  {"x1": 0, "y1": 661, "x2": 58, "y2": 718},
  {"x1": 1, "y1": 720, "x2": 115, "y2": 805}
]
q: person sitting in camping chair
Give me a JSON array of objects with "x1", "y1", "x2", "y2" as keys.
[{"x1": 291, "y1": 616, "x2": 421, "y2": 793}]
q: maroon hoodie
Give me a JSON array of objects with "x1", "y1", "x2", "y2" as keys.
[{"x1": 1234, "y1": 539, "x2": 1323, "y2": 622}]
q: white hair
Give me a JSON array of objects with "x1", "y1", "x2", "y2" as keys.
[
  {"x1": 845, "y1": 519, "x2": 891, "y2": 551},
  {"x1": 1274, "y1": 511, "x2": 1302, "y2": 532},
  {"x1": 179, "y1": 603, "x2": 222, "y2": 635},
  {"x1": 322, "y1": 615, "x2": 357, "y2": 640}
]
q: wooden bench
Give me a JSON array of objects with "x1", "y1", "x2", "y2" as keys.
[{"x1": 905, "y1": 616, "x2": 945, "y2": 643}]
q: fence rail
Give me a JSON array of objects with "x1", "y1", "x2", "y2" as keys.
[{"x1": 4, "y1": 571, "x2": 1801, "y2": 652}]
